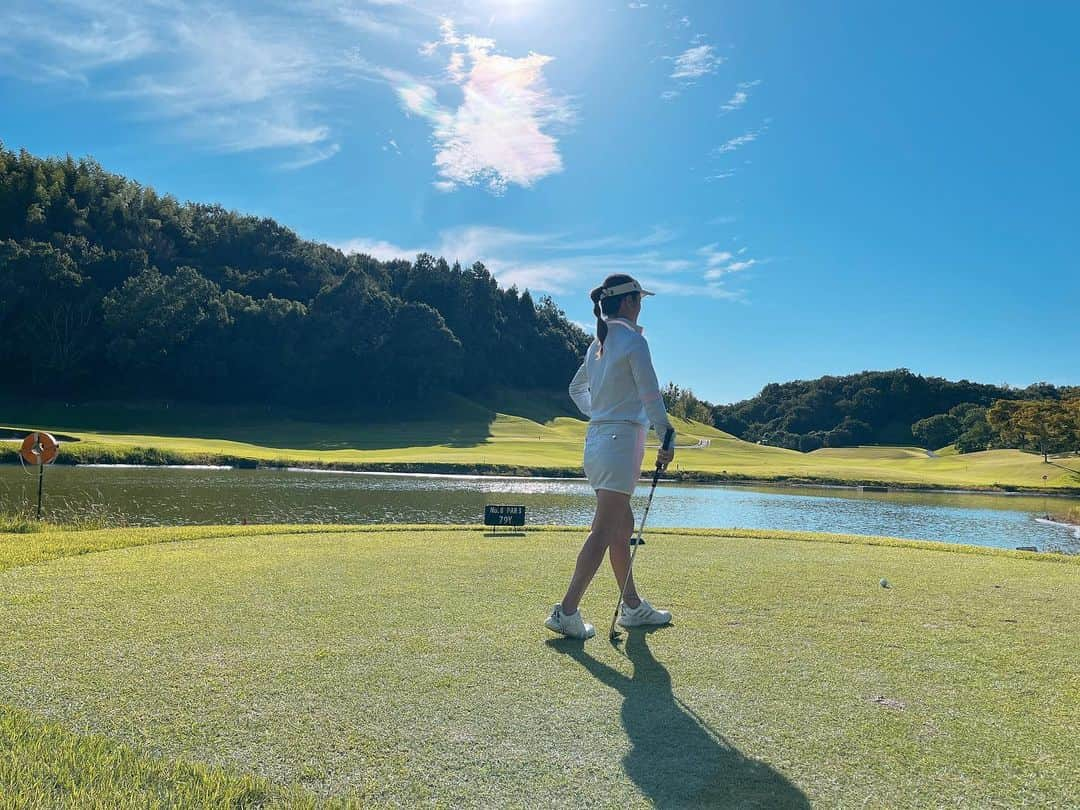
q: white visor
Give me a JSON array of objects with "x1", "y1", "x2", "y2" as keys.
[{"x1": 599, "y1": 280, "x2": 655, "y2": 299}]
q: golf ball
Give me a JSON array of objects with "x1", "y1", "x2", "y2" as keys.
[{"x1": 879, "y1": 578, "x2": 890, "y2": 588}]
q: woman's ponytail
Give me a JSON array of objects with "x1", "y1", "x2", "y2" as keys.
[{"x1": 590, "y1": 288, "x2": 608, "y2": 353}]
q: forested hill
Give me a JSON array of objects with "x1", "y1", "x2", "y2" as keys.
[
  {"x1": 709, "y1": 369, "x2": 1077, "y2": 451},
  {"x1": 0, "y1": 145, "x2": 589, "y2": 407}
]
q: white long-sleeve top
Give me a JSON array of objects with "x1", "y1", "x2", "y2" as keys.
[{"x1": 568, "y1": 317, "x2": 675, "y2": 440}]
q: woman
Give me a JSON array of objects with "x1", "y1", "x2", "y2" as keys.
[{"x1": 545, "y1": 274, "x2": 676, "y2": 640}]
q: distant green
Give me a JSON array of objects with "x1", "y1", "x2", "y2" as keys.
[
  {"x1": 4, "y1": 396, "x2": 1080, "y2": 491},
  {"x1": 0, "y1": 524, "x2": 1076, "y2": 807}
]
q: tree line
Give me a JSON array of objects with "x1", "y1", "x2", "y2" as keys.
[
  {"x1": 0, "y1": 145, "x2": 589, "y2": 408},
  {"x1": 703, "y1": 369, "x2": 1079, "y2": 454},
  {"x1": 3, "y1": 145, "x2": 1076, "y2": 455}
]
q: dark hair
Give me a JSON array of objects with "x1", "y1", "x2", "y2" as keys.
[{"x1": 589, "y1": 274, "x2": 639, "y2": 355}]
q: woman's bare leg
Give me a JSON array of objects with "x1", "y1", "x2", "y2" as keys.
[{"x1": 561, "y1": 489, "x2": 636, "y2": 614}]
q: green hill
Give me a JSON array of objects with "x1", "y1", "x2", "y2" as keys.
[
  {"x1": 3, "y1": 397, "x2": 1079, "y2": 492},
  {"x1": 0, "y1": 145, "x2": 588, "y2": 408},
  {"x1": 711, "y1": 368, "x2": 1078, "y2": 451}
]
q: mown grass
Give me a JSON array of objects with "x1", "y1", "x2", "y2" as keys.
[
  {"x1": 3, "y1": 397, "x2": 1080, "y2": 492},
  {"x1": 0, "y1": 525, "x2": 1077, "y2": 807},
  {"x1": 0, "y1": 707, "x2": 302, "y2": 810}
]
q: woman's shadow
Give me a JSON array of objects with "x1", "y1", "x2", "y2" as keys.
[{"x1": 546, "y1": 629, "x2": 809, "y2": 808}]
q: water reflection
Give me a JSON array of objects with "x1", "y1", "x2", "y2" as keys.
[{"x1": 1, "y1": 466, "x2": 1077, "y2": 553}]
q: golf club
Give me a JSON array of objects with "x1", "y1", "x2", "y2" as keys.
[{"x1": 609, "y1": 426, "x2": 675, "y2": 641}]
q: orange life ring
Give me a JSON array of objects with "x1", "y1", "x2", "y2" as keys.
[{"x1": 19, "y1": 432, "x2": 59, "y2": 465}]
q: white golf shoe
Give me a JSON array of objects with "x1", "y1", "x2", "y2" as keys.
[
  {"x1": 617, "y1": 598, "x2": 672, "y2": 628},
  {"x1": 545, "y1": 604, "x2": 596, "y2": 639}
]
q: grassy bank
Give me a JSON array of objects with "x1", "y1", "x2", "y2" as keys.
[
  {"x1": 3, "y1": 396, "x2": 1080, "y2": 492},
  {"x1": 0, "y1": 524, "x2": 1077, "y2": 807},
  {"x1": 1049, "y1": 506, "x2": 1080, "y2": 526}
]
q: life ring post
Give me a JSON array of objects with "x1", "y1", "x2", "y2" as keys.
[{"x1": 19, "y1": 432, "x2": 60, "y2": 519}]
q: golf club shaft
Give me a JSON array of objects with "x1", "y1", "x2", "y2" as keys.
[{"x1": 609, "y1": 427, "x2": 675, "y2": 638}]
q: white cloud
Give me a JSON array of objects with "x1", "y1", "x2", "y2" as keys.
[
  {"x1": 726, "y1": 259, "x2": 757, "y2": 272},
  {"x1": 699, "y1": 245, "x2": 733, "y2": 267},
  {"x1": 335, "y1": 6, "x2": 401, "y2": 36},
  {"x1": 0, "y1": 0, "x2": 417, "y2": 164},
  {"x1": 335, "y1": 225, "x2": 764, "y2": 301},
  {"x1": 705, "y1": 170, "x2": 736, "y2": 182},
  {"x1": 391, "y1": 20, "x2": 572, "y2": 194},
  {"x1": 716, "y1": 127, "x2": 764, "y2": 154},
  {"x1": 721, "y1": 91, "x2": 748, "y2": 113},
  {"x1": 279, "y1": 143, "x2": 341, "y2": 170},
  {"x1": 702, "y1": 257, "x2": 759, "y2": 280},
  {"x1": 335, "y1": 237, "x2": 421, "y2": 262},
  {"x1": 720, "y1": 80, "x2": 761, "y2": 113},
  {"x1": 435, "y1": 225, "x2": 553, "y2": 264},
  {"x1": 648, "y1": 278, "x2": 742, "y2": 300},
  {"x1": 669, "y1": 44, "x2": 724, "y2": 80},
  {"x1": 495, "y1": 263, "x2": 583, "y2": 294},
  {"x1": 0, "y1": 7, "x2": 150, "y2": 85},
  {"x1": 39, "y1": 21, "x2": 156, "y2": 68},
  {"x1": 446, "y1": 50, "x2": 466, "y2": 82},
  {"x1": 660, "y1": 89, "x2": 680, "y2": 101},
  {"x1": 114, "y1": 12, "x2": 339, "y2": 157}
]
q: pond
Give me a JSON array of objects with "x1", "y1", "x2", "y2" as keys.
[{"x1": 3, "y1": 465, "x2": 1078, "y2": 554}]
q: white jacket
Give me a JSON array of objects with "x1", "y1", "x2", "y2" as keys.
[{"x1": 568, "y1": 317, "x2": 675, "y2": 440}]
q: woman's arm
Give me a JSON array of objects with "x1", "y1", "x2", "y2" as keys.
[
  {"x1": 568, "y1": 360, "x2": 592, "y2": 417},
  {"x1": 628, "y1": 336, "x2": 675, "y2": 443}
]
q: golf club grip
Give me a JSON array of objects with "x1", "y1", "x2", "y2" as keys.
[
  {"x1": 653, "y1": 427, "x2": 676, "y2": 476},
  {"x1": 662, "y1": 427, "x2": 676, "y2": 451}
]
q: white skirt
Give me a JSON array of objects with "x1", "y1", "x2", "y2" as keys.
[{"x1": 583, "y1": 422, "x2": 647, "y2": 495}]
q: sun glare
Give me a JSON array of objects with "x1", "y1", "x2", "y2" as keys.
[{"x1": 481, "y1": 0, "x2": 543, "y2": 22}]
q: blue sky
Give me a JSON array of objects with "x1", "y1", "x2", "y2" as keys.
[{"x1": 2, "y1": 0, "x2": 1078, "y2": 403}]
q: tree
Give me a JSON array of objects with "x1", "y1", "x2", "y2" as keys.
[
  {"x1": 706, "y1": 368, "x2": 1026, "y2": 447},
  {"x1": 662, "y1": 382, "x2": 714, "y2": 423},
  {"x1": 1061, "y1": 397, "x2": 1080, "y2": 456},
  {"x1": 951, "y1": 404, "x2": 993, "y2": 453},
  {"x1": 824, "y1": 426, "x2": 853, "y2": 448},
  {"x1": 383, "y1": 301, "x2": 463, "y2": 399},
  {"x1": 307, "y1": 270, "x2": 397, "y2": 402},
  {"x1": 100, "y1": 265, "x2": 230, "y2": 393},
  {"x1": 662, "y1": 382, "x2": 683, "y2": 413},
  {"x1": 986, "y1": 400, "x2": 1022, "y2": 446},
  {"x1": 0, "y1": 239, "x2": 102, "y2": 388},
  {"x1": 988, "y1": 399, "x2": 1075, "y2": 462},
  {"x1": 911, "y1": 414, "x2": 961, "y2": 450}
]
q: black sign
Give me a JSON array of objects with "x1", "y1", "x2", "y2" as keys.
[{"x1": 484, "y1": 505, "x2": 526, "y2": 526}]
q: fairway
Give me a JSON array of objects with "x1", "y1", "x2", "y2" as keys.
[
  {"x1": 1, "y1": 526, "x2": 1077, "y2": 807},
  {"x1": 3, "y1": 396, "x2": 1080, "y2": 492}
]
